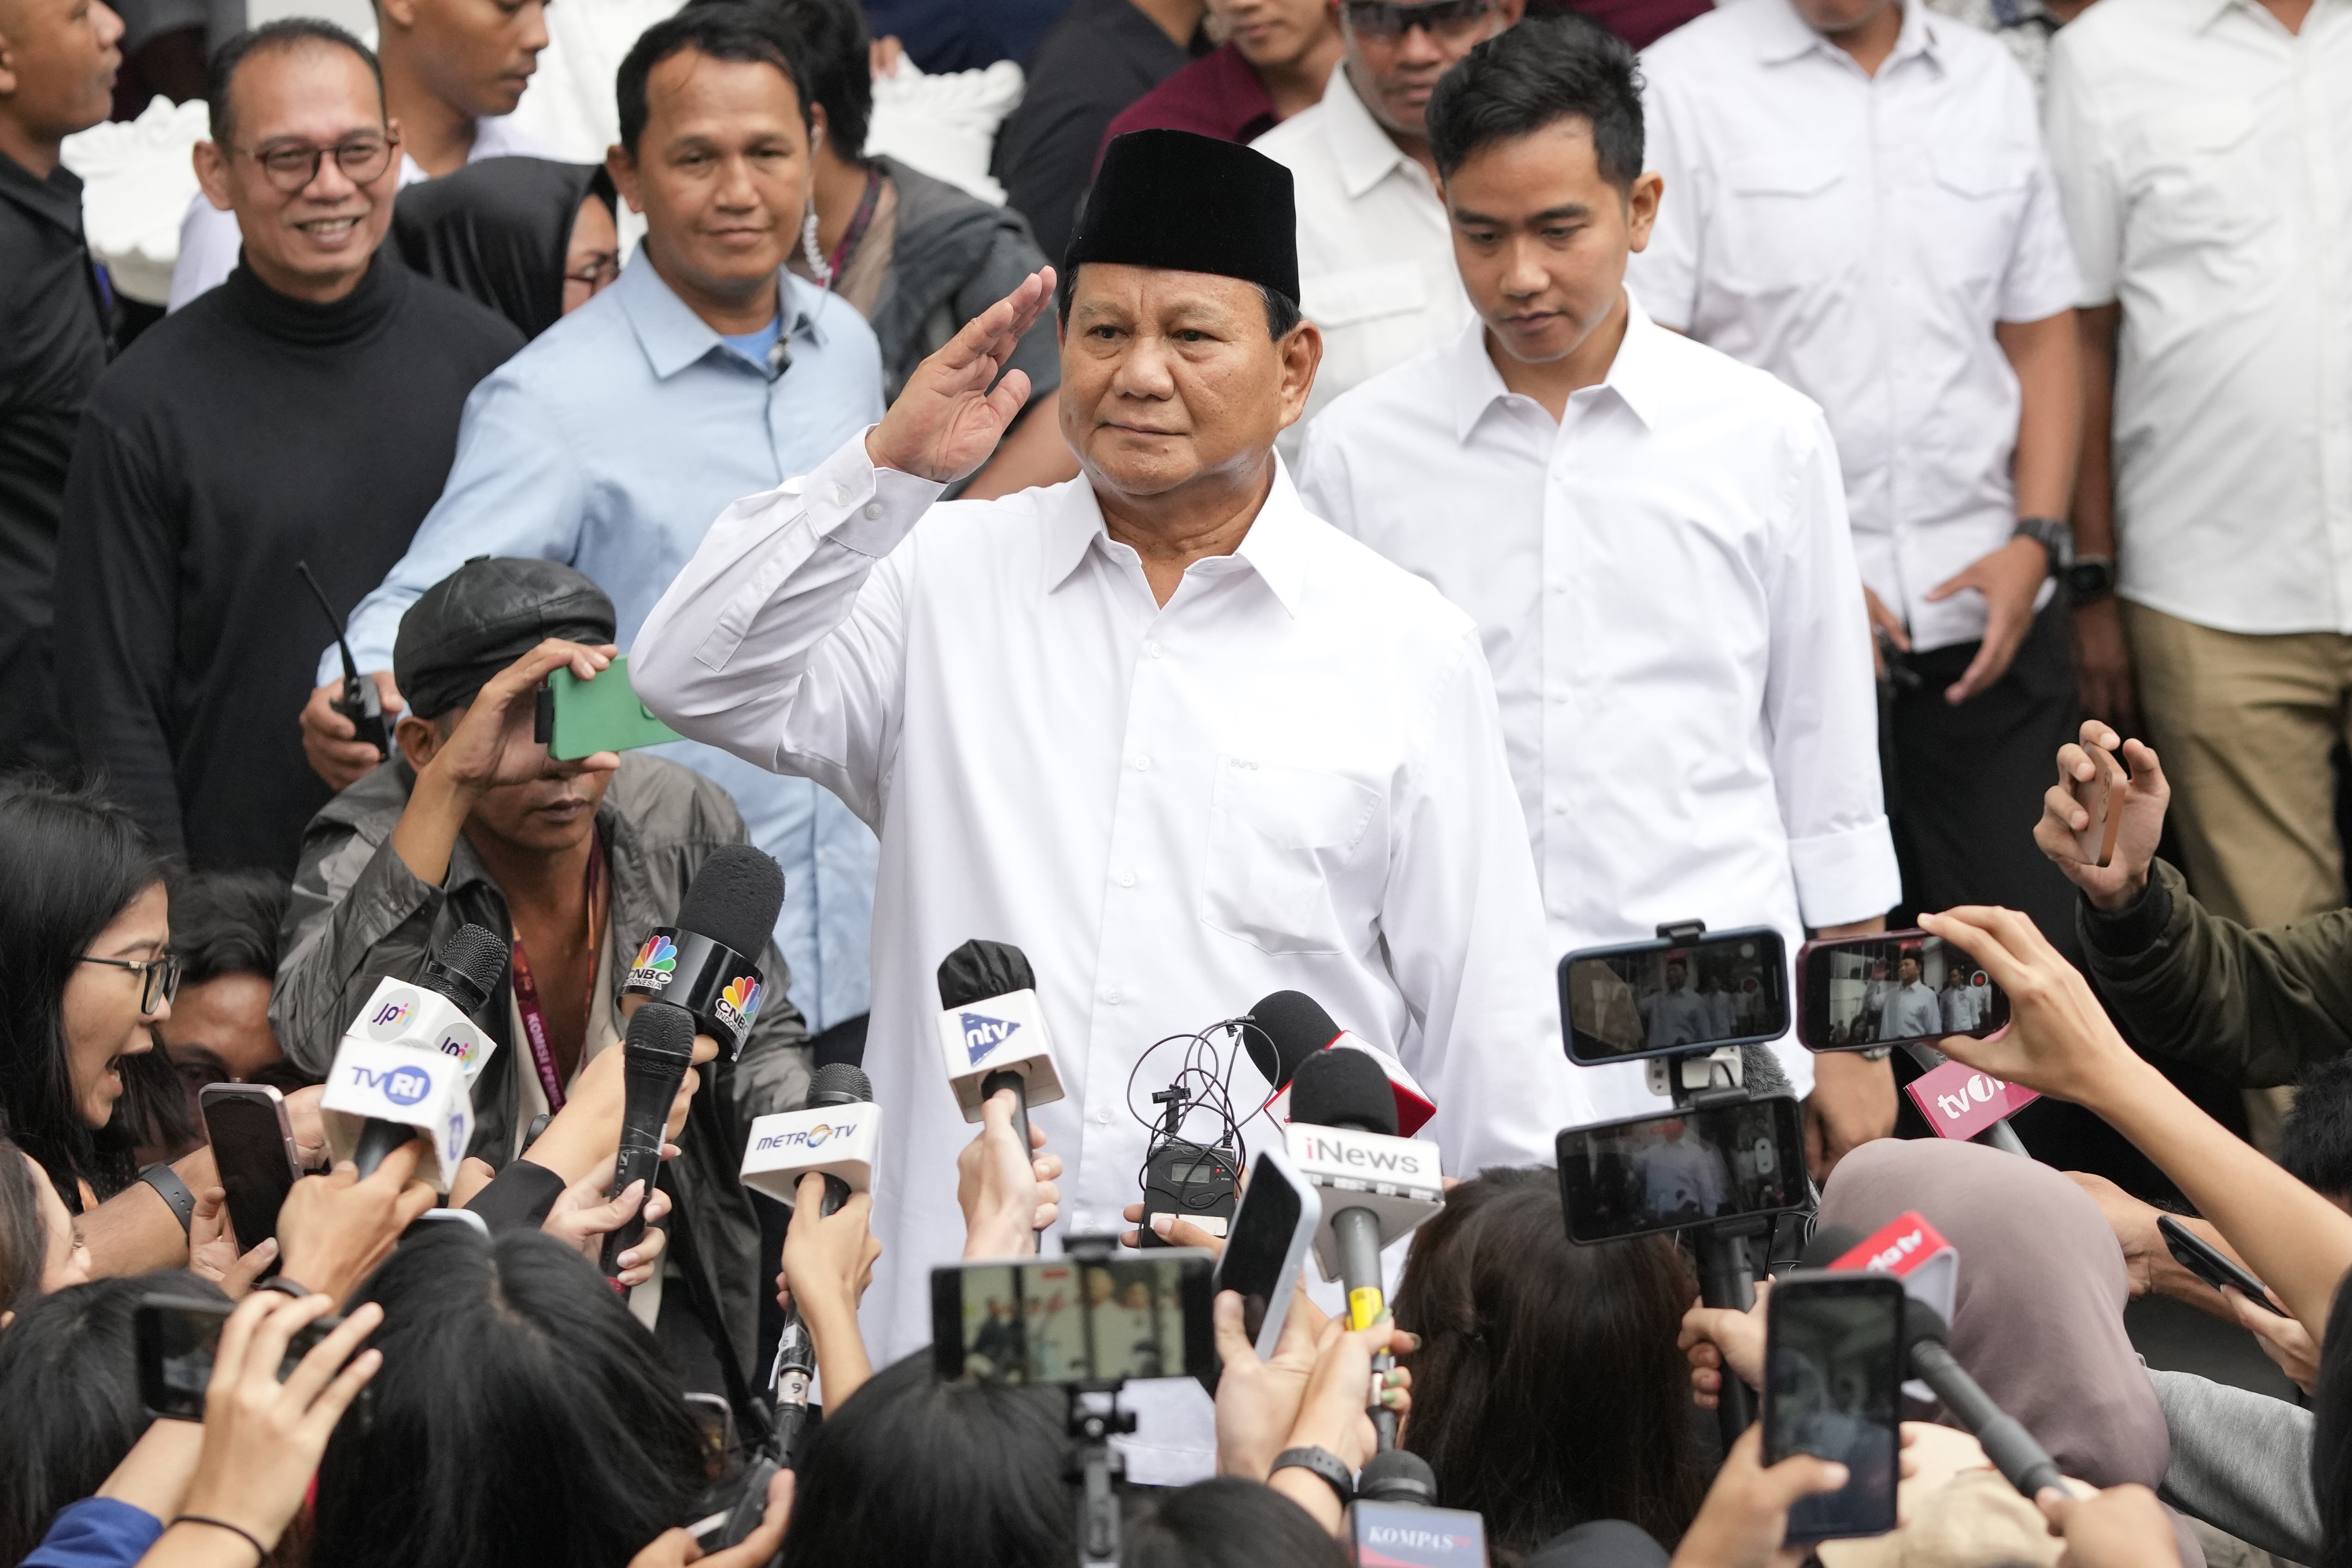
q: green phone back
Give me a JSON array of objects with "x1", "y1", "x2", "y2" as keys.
[{"x1": 547, "y1": 657, "x2": 681, "y2": 760}]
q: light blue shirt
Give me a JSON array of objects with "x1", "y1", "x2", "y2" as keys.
[{"x1": 334, "y1": 253, "x2": 888, "y2": 1032}]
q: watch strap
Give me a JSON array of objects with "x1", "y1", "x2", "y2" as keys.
[
  {"x1": 2012, "y1": 516, "x2": 2073, "y2": 573},
  {"x1": 138, "y1": 1162, "x2": 196, "y2": 1236},
  {"x1": 257, "y1": 1276, "x2": 311, "y2": 1300},
  {"x1": 1271, "y1": 1446, "x2": 1356, "y2": 1503}
]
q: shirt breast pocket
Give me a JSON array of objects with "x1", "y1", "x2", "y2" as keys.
[
  {"x1": 1929, "y1": 145, "x2": 2032, "y2": 292},
  {"x1": 1301, "y1": 262, "x2": 1430, "y2": 331},
  {"x1": 1202, "y1": 756, "x2": 1381, "y2": 957},
  {"x1": 2128, "y1": 98, "x2": 2262, "y2": 253},
  {"x1": 1712, "y1": 155, "x2": 1853, "y2": 296}
]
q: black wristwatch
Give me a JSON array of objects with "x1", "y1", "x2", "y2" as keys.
[
  {"x1": 2012, "y1": 516, "x2": 2073, "y2": 575},
  {"x1": 1271, "y1": 1446, "x2": 1356, "y2": 1504},
  {"x1": 138, "y1": 1163, "x2": 196, "y2": 1235},
  {"x1": 2066, "y1": 555, "x2": 2116, "y2": 601}
]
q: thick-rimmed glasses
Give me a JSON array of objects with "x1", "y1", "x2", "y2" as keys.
[
  {"x1": 78, "y1": 952, "x2": 182, "y2": 1015},
  {"x1": 226, "y1": 132, "x2": 400, "y2": 193},
  {"x1": 1340, "y1": 0, "x2": 1499, "y2": 36}
]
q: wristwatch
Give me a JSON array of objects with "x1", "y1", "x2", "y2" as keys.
[
  {"x1": 2011, "y1": 516, "x2": 2073, "y2": 575},
  {"x1": 138, "y1": 1162, "x2": 196, "y2": 1235},
  {"x1": 1271, "y1": 1446, "x2": 1356, "y2": 1504},
  {"x1": 2066, "y1": 555, "x2": 2116, "y2": 601}
]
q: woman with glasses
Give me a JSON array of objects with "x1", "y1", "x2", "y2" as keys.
[{"x1": 392, "y1": 157, "x2": 624, "y2": 339}]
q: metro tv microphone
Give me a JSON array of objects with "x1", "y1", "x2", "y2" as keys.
[
  {"x1": 605, "y1": 845, "x2": 788, "y2": 1278},
  {"x1": 321, "y1": 923, "x2": 507, "y2": 1190},
  {"x1": 936, "y1": 939, "x2": 1066, "y2": 1171},
  {"x1": 1245, "y1": 991, "x2": 1436, "y2": 1138}
]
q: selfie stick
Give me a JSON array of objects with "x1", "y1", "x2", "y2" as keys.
[
  {"x1": 295, "y1": 561, "x2": 389, "y2": 759},
  {"x1": 1062, "y1": 1234, "x2": 1136, "y2": 1568}
]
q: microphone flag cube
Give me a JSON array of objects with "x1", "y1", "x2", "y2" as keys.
[
  {"x1": 345, "y1": 974, "x2": 496, "y2": 1083},
  {"x1": 937, "y1": 986, "x2": 1067, "y2": 1121},
  {"x1": 1829, "y1": 1210, "x2": 1958, "y2": 1401},
  {"x1": 1263, "y1": 1038, "x2": 1436, "y2": 1138},
  {"x1": 1283, "y1": 1120, "x2": 1445, "y2": 1283},
  {"x1": 319, "y1": 1037, "x2": 475, "y2": 1192},
  {"x1": 740, "y1": 1102, "x2": 884, "y2": 1206}
]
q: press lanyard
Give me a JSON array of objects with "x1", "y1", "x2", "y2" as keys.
[
  {"x1": 826, "y1": 166, "x2": 884, "y2": 284},
  {"x1": 510, "y1": 832, "x2": 603, "y2": 1113}
]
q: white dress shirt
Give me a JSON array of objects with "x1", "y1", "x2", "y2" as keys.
[
  {"x1": 1632, "y1": 0, "x2": 2082, "y2": 653},
  {"x1": 166, "y1": 114, "x2": 550, "y2": 312},
  {"x1": 1250, "y1": 66, "x2": 1474, "y2": 446},
  {"x1": 2045, "y1": 0, "x2": 2352, "y2": 636},
  {"x1": 1298, "y1": 302, "x2": 1900, "y2": 1120},
  {"x1": 629, "y1": 433, "x2": 1588, "y2": 1412}
]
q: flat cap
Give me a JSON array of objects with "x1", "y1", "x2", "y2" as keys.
[{"x1": 394, "y1": 557, "x2": 616, "y2": 721}]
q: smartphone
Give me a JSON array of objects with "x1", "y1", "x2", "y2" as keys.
[
  {"x1": 198, "y1": 1083, "x2": 300, "y2": 1252},
  {"x1": 134, "y1": 1295, "x2": 340, "y2": 1421},
  {"x1": 1558, "y1": 927, "x2": 1789, "y2": 1066},
  {"x1": 1212, "y1": 1146, "x2": 1322, "y2": 1358},
  {"x1": 1553, "y1": 1096, "x2": 1808, "y2": 1244},
  {"x1": 533, "y1": 655, "x2": 680, "y2": 762},
  {"x1": 2157, "y1": 1215, "x2": 2287, "y2": 1317},
  {"x1": 1795, "y1": 930, "x2": 2009, "y2": 1052},
  {"x1": 2074, "y1": 746, "x2": 2129, "y2": 869},
  {"x1": 931, "y1": 1252, "x2": 1218, "y2": 1386},
  {"x1": 1764, "y1": 1272, "x2": 1904, "y2": 1543}
]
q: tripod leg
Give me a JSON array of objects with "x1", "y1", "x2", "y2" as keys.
[{"x1": 1697, "y1": 1229, "x2": 1758, "y2": 1450}]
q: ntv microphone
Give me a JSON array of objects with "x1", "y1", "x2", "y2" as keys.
[
  {"x1": 935, "y1": 939, "x2": 1065, "y2": 1181},
  {"x1": 1246, "y1": 991, "x2": 1437, "y2": 1137},
  {"x1": 320, "y1": 923, "x2": 507, "y2": 1191},
  {"x1": 603, "y1": 844, "x2": 787, "y2": 1280}
]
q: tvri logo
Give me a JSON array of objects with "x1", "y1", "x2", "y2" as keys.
[
  {"x1": 961, "y1": 1011, "x2": 1020, "y2": 1066},
  {"x1": 1933, "y1": 1073, "x2": 2011, "y2": 1121},
  {"x1": 347, "y1": 1062, "x2": 434, "y2": 1107},
  {"x1": 753, "y1": 1120, "x2": 859, "y2": 1153}
]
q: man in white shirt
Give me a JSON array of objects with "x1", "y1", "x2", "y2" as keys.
[
  {"x1": 1250, "y1": 0, "x2": 1520, "y2": 442},
  {"x1": 169, "y1": 0, "x2": 553, "y2": 309},
  {"x1": 1638, "y1": 958, "x2": 1711, "y2": 1049},
  {"x1": 1884, "y1": 952, "x2": 1944, "y2": 1039},
  {"x1": 1632, "y1": 0, "x2": 2087, "y2": 957},
  {"x1": 2045, "y1": 0, "x2": 2352, "y2": 937},
  {"x1": 1298, "y1": 17, "x2": 1900, "y2": 1170},
  {"x1": 630, "y1": 129, "x2": 1585, "y2": 1471},
  {"x1": 1938, "y1": 968, "x2": 1980, "y2": 1033}
]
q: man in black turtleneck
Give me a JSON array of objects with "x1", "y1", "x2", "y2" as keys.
[{"x1": 57, "y1": 18, "x2": 521, "y2": 873}]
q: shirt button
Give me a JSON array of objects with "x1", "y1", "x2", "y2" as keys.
[
  {"x1": 830, "y1": 485, "x2": 849, "y2": 505},
  {"x1": 1145, "y1": 641, "x2": 1163, "y2": 659},
  {"x1": 863, "y1": 502, "x2": 882, "y2": 520},
  {"x1": 1132, "y1": 755, "x2": 1151, "y2": 771},
  {"x1": 1095, "y1": 1108, "x2": 1115, "y2": 1126},
  {"x1": 1103, "y1": 987, "x2": 1124, "y2": 1005},
  {"x1": 1117, "y1": 872, "x2": 1136, "y2": 888}
]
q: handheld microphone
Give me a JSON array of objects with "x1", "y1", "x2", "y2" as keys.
[
  {"x1": 1346, "y1": 1450, "x2": 1489, "y2": 1568},
  {"x1": 936, "y1": 940, "x2": 1066, "y2": 1171},
  {"x1": 1245, "y1": 991, "x2": 1436, "y2": 1137},
  {"x1": 740, "y1": 1061, "x2": 879, "y2": 1213},
  {"x1": 321, "y1": 924, "x2": 506, "y2": 1190},
  {"x1": 1902, "y1": 1301, "x2": 2065, "y2": 1499},
  {"x1": 599, "y1": 1003, "x2": 697, "y2": 1277}
]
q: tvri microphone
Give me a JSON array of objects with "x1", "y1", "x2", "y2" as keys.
[
  {"x1": 319, "y1": 924, "x2": 507, "y2": 1192},
  {"x1": 936, "y1": 939, "x2": 1065, "y2": 1195}
]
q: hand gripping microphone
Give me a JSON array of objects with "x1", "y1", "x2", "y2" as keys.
[
  {"x1": 936, "y1": 939, "x2": 1065, "y2": 1167},
  {"x1": 1245, "y1": 991, "x2": 1437, "y2": 1137},
  {"x1": 1346, "y1": 1450, "x2": 1489, "y2": 1568},
  {"x1": 322, "y1": 923, "x2": 507, "y2": 1190},
  {"x1": 1285, "y1": 1047, "x2": 1444, "y2": 1451}
]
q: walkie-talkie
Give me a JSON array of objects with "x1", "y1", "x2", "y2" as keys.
[
  {"x1": 1139, "y1": 1084, "x2": 1239, "y2": 1249},
  {"x1": 296, "y1": 561, "x2": 388, "y2": 759}
]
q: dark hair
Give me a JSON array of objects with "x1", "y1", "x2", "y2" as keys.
[
  {"x1": 0, "y1": 1138, "x2": 46, "y2": 1320},
  {"x1": 0, "y1": 1271, "x2": 229, "y2": 1562},
  {"x1": 617, "y1": 4, "x2": 813, "y2": 156},
  {"x1": 757, "y1": 0, "x2": 873, "y2": 159},
  {"x1": 2313, "y1": 1267, "x2": 2352, "y2": 1568},
  {"x1": 168, "y1": 868, "x2": 288, "y2": 986},
  {"x1": 1424, "y1": 14, "x2": 1644, "y2": 189},
  {"x1": 1392, "y1": 1168, "x2": 1708, "y2": 1559},
  {"x1": 2284, "y1": 1055, "x2": 2352, "y2": 1204},
  {"x1": 1054, "y1": 267, "x2": 1303, "y2": 340},
  {"x1": 313, "y1": 1227, "x2": 709, "y2": 1568},
  {"x1": 779, "y1": 1350, "x2": 1075, "y2": 1568},
  {"x1": 206, "y1": 18, "x2": 386, "y2": 146},
  {"x1": 1123, "y1": 1477, "x2": 1353, "y2": 1568},
  {"x1": 0, "y1": 778, "x2": 169, "y2": 1207}
]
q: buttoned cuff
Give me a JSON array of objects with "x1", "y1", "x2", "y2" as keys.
[
  {"x1": 1790, "y1": 818, "x2": 1903, "y2": 930},
  {"x1": 803, "y1": 427, "x2": 946, "y2": 558}
]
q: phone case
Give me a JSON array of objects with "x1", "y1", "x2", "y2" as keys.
[
  {"x1": 2157, "y1": 1216, "x2": 2286, "y2": 1315},
  {"x1": 2073, "y1": 748, "x2": 2129, "y2": 869},
  {"x1": 546, "y1": 657, "x2": 682, "y2": 761}
]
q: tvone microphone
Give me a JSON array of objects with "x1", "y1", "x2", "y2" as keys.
[
  {"x1": 936, "y1": 939, "x2": 1066, "y2": 1167},
  {"x1": 1246, "y1": 991, "x2": 1437, "y2": 1137},
  {"x1": 322, "y1": 924, "x2": 507, "y2": 1190}
]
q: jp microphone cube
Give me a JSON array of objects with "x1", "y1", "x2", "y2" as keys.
[
  {"x1": 938, "y1": 986, "x2": 1067, "y2": 1120},
  {"x1": 1265, "y1": 1041, "x2": 1437, "y2": 1139},
  {"x1": 740, "y1": 1102, "x2": 884, "y2": 1207},
  {"x1": 343, "y1": 974, "x2": 496, "y2": 1084},
  {"x1": 1283, "y1": 1120, "x2": 1443, "y2": 1283},
  {"x1": 320, "y1": 1037, "x2": 475, "y2": 1192},
  {"x1": 620, "y1": 927, "x2": 767, "y2": 1062}
]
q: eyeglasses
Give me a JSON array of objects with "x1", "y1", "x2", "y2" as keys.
[
  {"x1": 565, "y1": 252, "x2": 622, "y2": 291},
  {"x1": 78, "y1": 952, "x2": 182, "y2": 1015},
  {"x1": 1340, "y1": 0, "x2": 1500, "y2": 36},
  {"x1": 226, "y1": 132, "x2": 400, "y2": 194}
]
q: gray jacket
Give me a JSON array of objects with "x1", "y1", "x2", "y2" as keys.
[
  {"x1": 2152, "y1": 1368, "x2": 2321, "y2": 1565},
  {"x1": 271, "y1": 751, "x2": 811, "y2": 1386}
]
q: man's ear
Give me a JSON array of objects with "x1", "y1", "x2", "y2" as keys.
[
  {"x1": 376, "y1": 0, "x2": 420, "y2": 32},
  {"x1": 0, "y1": 31, "x2": 21, "y2": 99},
  {"x1": 1274, "y1": 318, "x2": 1324, "y2": 433},
  {"x1": 192, "y1": 139, "x2": 234, "y2": 212},
  {"x1": 605, "y1": 142, "x2": 643, "y2": 214},
  {"x1": 1626, "y1": 170, "x2": 1664, "y2": 254},
  {"x1": 394, "y1": 712, "x2": 443, "y2": 770}
]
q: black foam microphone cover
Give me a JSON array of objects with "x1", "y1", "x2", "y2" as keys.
[
  {"x1": 936, "y1": 939, "x2": 1037, "y2": 1010},
  {"x1": 1357, "y1": 1448, "x2": 1438, "y2": 1506},
  {"x1": 675, "y1": 844, "x2": 786, "y2": 959},
  {"x1": 1799, "y1": 1223, "x2": 1868, "y2": 1270},
  {"x1": 422, "y1": 923, "x2": 508, "y2": 1015},
  {"x1": 1243, "y1": 990, "x2": 1343, "y2": 1089},
  {"x1": 807, "y1": 1062, "x2": 873, "y2": 1108},
  {"x1": 1290, "y1": 1046, "x2": 1397, "y2": 1137}
]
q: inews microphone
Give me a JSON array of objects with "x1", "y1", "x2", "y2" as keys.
[
  {"x1": 321, "y1": 924, "x2": 507, "y2": 1190},
  {"x1": 1285, "y1": 1048, "x2": 1444, "y2": 1451},
  {"x1": 936, "y1": 939, "x2": 1066, "y2": 1166},
  {"x1": 1245, "y1": 991, "x2": 1436, "y2": 1138}
]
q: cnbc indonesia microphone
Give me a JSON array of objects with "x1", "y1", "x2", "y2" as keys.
[
  {"x1": 320, "y1": 923, "x2": 507, "y2": 1190},
  {"x1": 935, "y1": 939, "x2": 1065, "y2": 1189},
  {"x1": 604, "y1": 845, "x2": 788, "y2": 1278}
]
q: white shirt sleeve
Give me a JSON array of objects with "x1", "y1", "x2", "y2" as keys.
[
  {"x1": 167, "y1": 194, "x2": 241, "y2": 313},
  {"x1": 2042, "y1": 35, "x2": 2123, "y2": 308},
  {"x1": 1997, "y1": 62, "x2": 2085, "y2": 324},
  {"x1": 1378, "y1": 630, "x2": 1594, "y2": 1166},
  {"x1": 1291, "y1": 422, "x2": 1358, "y2": 536},
  {"x1": 1629, "y1": 71, "x2": 1704, "y2": 333},
  {"x1": 1764, "y1": 406, "x2": 1903, "y2": 927},
  {"x1": 628, "y1": 432, "x2": 945, "y2": 826}
]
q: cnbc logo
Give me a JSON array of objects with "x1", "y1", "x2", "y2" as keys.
[
  {"x1": 961, "y1": 1012, "x2": 1020, "y2": 1066},
  {"x1": 716, "y1": 974, "x2": 762, "y2": 1035},
  {"x1": 754, "y1": 1120, "x2": 857, "y2": 1153},
  {"x1": 627, "y1": 934, "x2": 678, "y2": 991}
]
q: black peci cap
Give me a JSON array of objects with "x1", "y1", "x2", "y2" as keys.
[
  {"x1": 393, "y1": 557, "x2": 617, "y2": 723},
  {"x1": 1068, "y1": 129, "x2": 1299, "y2": 303}
]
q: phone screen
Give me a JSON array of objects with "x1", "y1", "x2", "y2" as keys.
[
  {"x1": 1214, "y1": 1153, "x2": 1307, "y2": 1347},
  {"x1": 933, "y1": 1254, "x2": 1215, "y2": 1386},
  {"x1": 1765, "y1": 1275, "x2": 1903, "y2": 1542},
  {"x1": 200, "y1": 1088, "x2": 297, "y2": 1252},
  {"x1": 1554, "y1": 1097, "x2": 1807, "y2": 1243},
  {"x1": 135, "y1": 1296, "x2": 337, "y2": 1421},
  {"x1": 1559, "y1": 929, "x2": 1788, "y2": 1064},
  {"x1": 1798, "y1": 932, "x2": 2009, "y2": 1052}
]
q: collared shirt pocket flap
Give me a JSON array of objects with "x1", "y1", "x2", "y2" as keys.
[
  {"x1": 1723, "y1": 154, "x2": 1842, "y2": 198},
  {"x1": 1203, "y1": 756, "x2": 1381, "y2": 956},
  {"x1": 2147, "y1": 97, "x2": 2257, "y2": 157},
  {"x1": 1302, "y1": 262, "x2": 1430, "y2": 329},
  {"x1": 1932, "y1": 144, "x2": 2032, "y2": 199}
]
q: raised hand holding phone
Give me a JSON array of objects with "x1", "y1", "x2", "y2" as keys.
[{"x1": 2032, "y1": 723, "x2": 2171, "y2": 909}]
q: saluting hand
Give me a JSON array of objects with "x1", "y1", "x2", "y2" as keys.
[{"x1": 867, "y1": 268, "x2": 1055, "y2": 484}]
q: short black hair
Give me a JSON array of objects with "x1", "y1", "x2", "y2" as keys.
[
  {"x1": 168, "y1": 868, "x2": 289, "y2": 987},
  {"x1": 2283, "y1": 1054, "x2": 2352, "y2": 1203},
  {"x1": 1424, "y1": 13, "x2": 1644, "y2": 190},
  {"x1": 1054, "y1": 266, "x2": 1303, "y2": 340},
  {"x1": 206, "y1": 18, "x2": 385, "y2": 147},
  {"x1": 1124, "y1": 1479, "x2": 1354, "y2": 1568},
  {"x1": 618, "y1": 4, "x2": 813, "y2": 157},
  {"x1": 754, "y1": 0, "x2": 873, "y2": 160}
]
